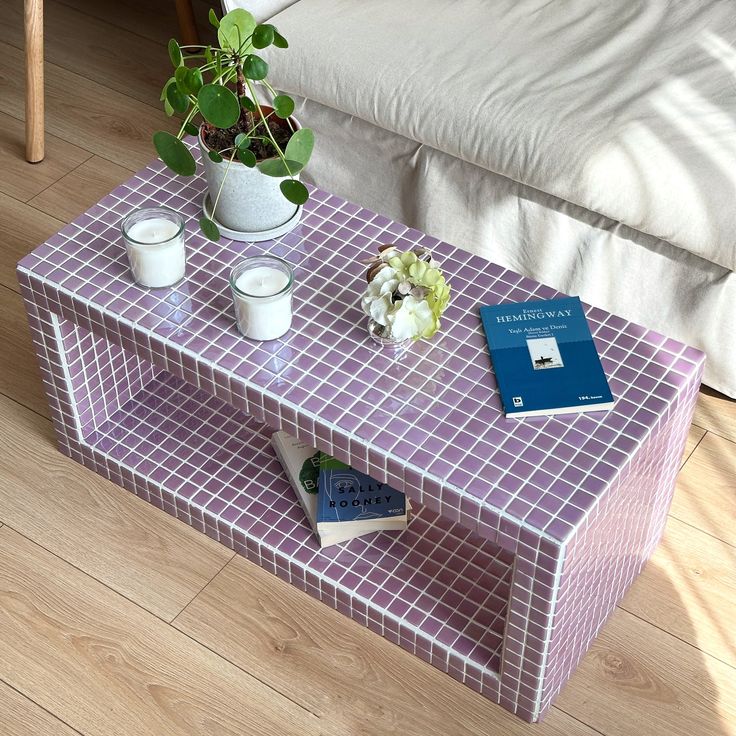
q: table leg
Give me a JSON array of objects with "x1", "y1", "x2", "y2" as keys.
[
  {"x1": 25, "y1": 0, "x2": 44, "y2": 163},
  {"x1": 175, "y1": 0, "x2": 200, "y2": 47}
]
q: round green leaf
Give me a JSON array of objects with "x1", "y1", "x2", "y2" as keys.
[
  {"x1": 160, "y1": 76, "x2": 175, "y2": 102},
  {"x1": 258, "y1": 158, "x2": 303, "y2": 177},
  {"x1": 218, "y1": 8, "x2": 256, "y2": 52},
  {"x1": 164, "y1": 99, "x2": 175, "y2": 117},
  {"x1": 252, "y1": 24, "x2": 275, "y2": 49},
  {"x1": 234, "y1": 133, "x2": 251, "y2": 149},
  {"x1": 208, "y1": 8, "x2": 220, "y2": 28},
  {"x1": 272, "y1": 30, "x2": 288, "y2": 49},
  {"x1": 237, "y1": 148, "x2": 257, "y2": 167},
  {"x1": 168, "y1": 39, "x2": 182, "y2": 68},
  {"x1": 199, "y1": 216, "x2": 221, "y2": 241},
  {"x1": 183, "y1": 121, "x2": 199, "y2": 136},
  {"x1": 153, "y1": 131, "x2": 197, "y2": 176},
  {"x1": 208, "y1": 150, "x2": 224, "y2": 163},
  {"x1": 187, "y1": 67, "x2": 204, "y2": 94},
  {"x1": 243, "y1": 54, "x2": 268, "y2": 81},
  {"x1": 273, "y1": 94, "x2": 295, "y2": 119},
  {"x1": 197, "y1": 84, "x2": 240, "y2": 128},
  {"x1": 280, "y1": 179, "x2": 308, "y2": 205},
  {"x1": 166, "y1": 82, "x2": 189, "y2": 114},
  {"x1": 284, "y1": 127, "x2": 314, "y2": 166},
  {"x1": 174, "y1": 66, "x2": 189, "y2": 93},
  {"x1": 240, "y1": 95, "x2": 256, "y2": 112}
]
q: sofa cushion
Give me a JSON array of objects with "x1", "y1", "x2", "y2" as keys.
[{"x1": 267, "y1": 0, "x2": 736, "y2": 271}]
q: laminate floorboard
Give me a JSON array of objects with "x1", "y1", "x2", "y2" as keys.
[
  {"x1": 0, "y1": 394, "x2": 234, "y2": 621},
  {"x1": 619, "y1": 515, "x2": 736, "y2": 668},
  {"x1": 0, "y1": 111, "x2": 91, "y2": 203},
  {"x1": 0, "y1": 526, "x2": 318, "y2": 736},
  {"x1": 0, "y1": 680, "x2": 81, "y2": 736},
  {"x1": 0, "y1": 286, "x2": 50, "y2": 418},
  {"x1": 174, "y1": 554, "x2": 598, "y2": 736},
  {"x1": 0, "y1": 192, "x2": 65, "y2": 291},
  {"x1": 0, "y1": 42, "x2": 173, "y2": 170},
  {"x1": 29, "y1": 155, "x2": 134, "y2": 223},
  {"x1": 0, "y1": 0, "x2": 192, "y2": 108},
  {"x1": 671, "y1": 432, "x2": 736, "y2": 548},
  {"x1": 57, "y1": 0, "x2": 214, "y2": 47}
]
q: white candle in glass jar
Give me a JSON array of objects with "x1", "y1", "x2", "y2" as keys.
[
  {"x1": 230, "y1": 256, "x2": 294, "y2": 340},
  {"x1": 121, "y1": 207, "x2": 186, "y2": 288}
]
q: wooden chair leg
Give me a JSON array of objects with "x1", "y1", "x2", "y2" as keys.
[
  {"x1": 175, "y1": 0, "x2": 200, "y2": 47},
  {"x1": 25, "y1": 0, "x2": 44, "y2": 163}
]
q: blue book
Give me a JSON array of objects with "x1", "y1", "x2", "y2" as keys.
[
  {"x1": 317, "y1": 454, "x2": 407, "y2": 523},
  {"x1": 480, "y1": 296, "x2": 614, "y2": 418}
]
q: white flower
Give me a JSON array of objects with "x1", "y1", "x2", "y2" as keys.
[
  {"x1": 361, "y1": 266, "x2": 399, "y2": 326},
  {"x1": 387, "y1": 295, "x2": 435, "y2": 340}
]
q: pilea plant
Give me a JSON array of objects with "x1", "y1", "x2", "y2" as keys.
[{"x1": 153, "y1": 8, "x2": 314, "y2": 241}]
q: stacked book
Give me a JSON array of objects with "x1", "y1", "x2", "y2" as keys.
[{"x1": 271, "y1": 431, "x2": 411, "y2": 548}]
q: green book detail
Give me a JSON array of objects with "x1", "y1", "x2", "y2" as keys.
[{"x1": 298, "y1": 451, "x2": 321, "y2": 494}]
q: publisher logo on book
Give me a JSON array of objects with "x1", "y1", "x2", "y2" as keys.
[{"x1": 512, "y1": 396, "x2": 523, "y2": 407}]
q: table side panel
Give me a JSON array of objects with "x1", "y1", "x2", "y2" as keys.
[{"x1": 535, "y1": 361, "x2": 703, "y2": 718}]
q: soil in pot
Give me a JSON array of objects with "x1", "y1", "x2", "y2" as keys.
[{"x1": 202, "y1": 109, "x2": 293, "y2": 161}]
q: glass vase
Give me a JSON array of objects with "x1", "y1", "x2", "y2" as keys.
[{"x1": 367, "y1": 318, "x2": 412, "y2": 352}]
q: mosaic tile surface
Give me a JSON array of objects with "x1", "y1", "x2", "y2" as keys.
[{"x1": 17, "y1": 141, "x2": 705, "y2": 721}]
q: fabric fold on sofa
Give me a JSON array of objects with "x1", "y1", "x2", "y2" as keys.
[{"x1": 268, "y1": 0, "x2": 736, "y2": 272}]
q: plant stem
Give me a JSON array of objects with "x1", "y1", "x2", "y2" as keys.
[
  {"x1": 245, "y1": 78, "x2": 293, "y2": 176},
  {"x1": 177, "y1": 105, "x2": 199, "y2": 138}
]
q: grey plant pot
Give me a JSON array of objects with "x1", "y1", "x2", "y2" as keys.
[{"x1": 198, "y1": 121, "x2": 299, "y2": 234}]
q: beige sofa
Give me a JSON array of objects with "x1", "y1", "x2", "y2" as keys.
[{"x1": 230, "y1": 0, "x2": 736, "y2": 397}]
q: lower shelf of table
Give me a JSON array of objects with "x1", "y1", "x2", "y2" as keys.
[{"x1": 79, "y1": 368, "x2": 514, "y2": 691}]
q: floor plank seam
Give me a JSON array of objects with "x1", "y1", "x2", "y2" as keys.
[
  {"x1": 680, "y1": 426, "x2": 708, "y2": 470},
  {"x1": 167, "y1": 551, "x2": 236, "y2": 625},
  {"x1": 0, "y1": 377, "x2": 54, "y2": 427},
  {"x1": 552, "y1": 705, "x2": 616, "y2": 736},
  {"x1": 26, "y1": 154, "x2": 96, "y2": 207},
  {"x1": 0, "y1": 276, "x2": 23, "y2": 298},
  {"x1": 1, "y1": 524, "x2": 320, "y2": 720},
  {"x1": 664, "y1": 512, "x2": 736, "y2": 551},
  {"x1": 0, "y1": 50, "x2": 166, "y2": 155},
  {"x1": 1, "y1": 521, "x2": 189, "y2": 623},
  {"x1": 614, "y1": 605, "x2": 736, "y2": 671},
  {"x1": 0, "y1": 676, "x2": 86, "y2": 736}
]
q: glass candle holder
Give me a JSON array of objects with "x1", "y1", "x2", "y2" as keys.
[
  {"x1": 230, "y1": 255, "x2": 294, "y2": 340},
  {"x1": 121, "y1": 207, "x2": 186, "y2": 288}
]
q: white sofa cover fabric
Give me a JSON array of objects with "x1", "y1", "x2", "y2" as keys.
[
  {"x1": 237, "y1": 0, "x2": 736, "y2": 395},
  {"x1": 267, "y1": 0, "x2": 736, "y2": 272}
]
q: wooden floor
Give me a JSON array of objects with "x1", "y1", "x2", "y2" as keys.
[{"x1": 1, "y1": 1, "x2": 735, "y2": 734}]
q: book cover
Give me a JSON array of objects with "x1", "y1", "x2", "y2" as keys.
[
  {"x1": 480, "y1": 296, "x2": 614, "y2": 418},
  {"x1": 270, "y1": 431, "x2": 321, "y2": 535},
  {"x1": 317, "y1": 454, "x2": 407, "y2": 523},
  {"x1": 271, "y1": 432, "x2": 410, "y2": 548}
]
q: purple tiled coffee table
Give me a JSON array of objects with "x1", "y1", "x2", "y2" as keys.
[{"x1": 17, "y1": 144, "x2": 704, "y2": 722}]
